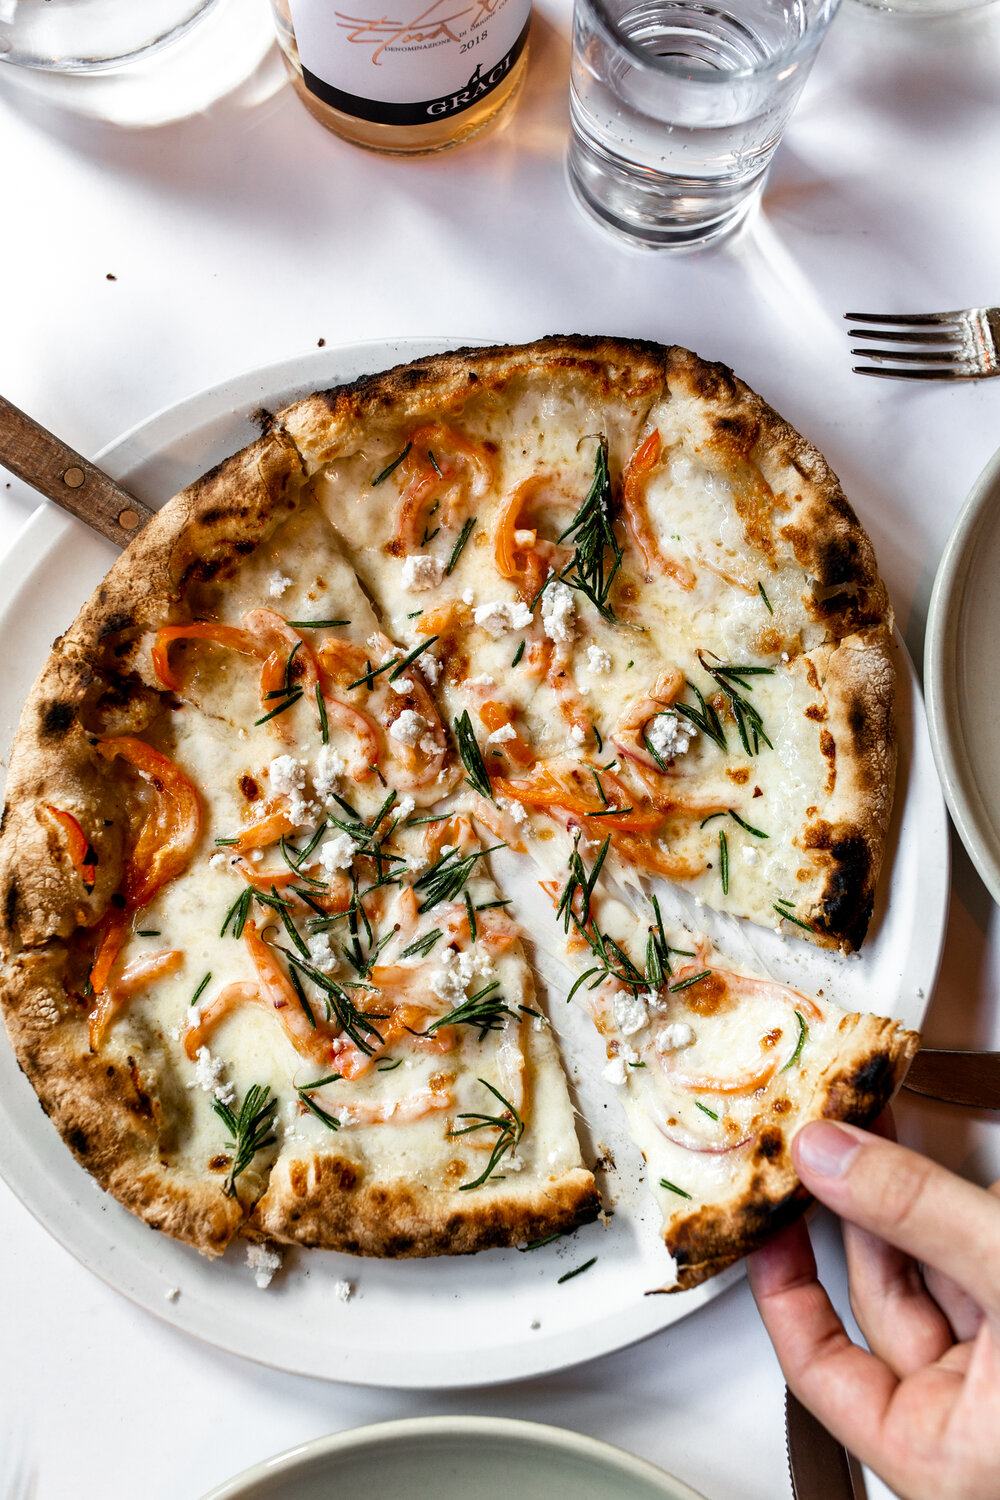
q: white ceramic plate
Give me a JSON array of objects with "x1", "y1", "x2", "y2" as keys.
[
  {"x1": 0, "y1": 339, "x2": 949, "y2": 1388},
  {"x1": 925, "y1": 443, "x2": 1000, "y2": 905},
  {"x1": 199, "y1": 1416, "x2": 708, "y2": 1500}
]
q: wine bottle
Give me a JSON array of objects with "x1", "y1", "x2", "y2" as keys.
[{"x1": 270, "y1": 0, "x2": 531, "y2": 154}]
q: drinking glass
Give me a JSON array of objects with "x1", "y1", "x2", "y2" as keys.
[
  {"x1": 0, "y1": 0, "x2": 219, "y2": 72},
  {"x1": 567, "y1": 0, "x2": 841, "y2": 249}
]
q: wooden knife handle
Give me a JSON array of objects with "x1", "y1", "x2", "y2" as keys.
[{"x1": 0, "y1": 393, "x2": 156, "y2": 548}]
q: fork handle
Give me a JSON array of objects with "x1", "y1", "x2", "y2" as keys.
[{"x1": 0, "y1": 394, "x2": 155, "y2": 547}]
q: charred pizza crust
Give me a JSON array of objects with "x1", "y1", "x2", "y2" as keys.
[
  {"x1": 661, "y1": 1015, "x2": 917, "y2": 1292},
  {"x1": 0, "y1": 335, "x2": 906, "y2": 1279}
]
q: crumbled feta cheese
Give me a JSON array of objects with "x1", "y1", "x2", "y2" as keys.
[
  {"x1": 190, "y1": 1047, "x2": 235, "y2": 1106},
  {"x1": 313, "y1": 745, "x2": 346, "y2": 803},
  {"x1": 568, "y1": 724, "x2": 587, "y2": 746},
  {"x1": 318, "y1": 831, "x2": 355, "y2": 877},
  {"x1": 267, "y1": 572, "x2": 292, "y2": 598},
  {"x1": 307, "y1": 933, "x2": 339, "y2": 973},
  {"x1": 541, "y1": 581, "x2": 576, "y2": 645},
  {"x1": 499, "y1": 796, "x2": 528, "y2": 826},
  {"x1": 586, "y1": 645, "x2": 612, "y2": 675},
  {"x1": 268, "y1": 754, "x2": 312, "y2": 824},
  {"x1": 466, "y1": 674, "x2": 496, "y2": 687},
  {"x1": 462, "y1": 589, "x2": 475, "y2": 606},
  {"x1": 741, "y1": 845, "x2": 761, "y2": 866},
  {"x1": 473, "y1": 600, "x2": 533, "y2": 637},
  {"x1": 603, "y1": 1056, "x2": 628, "y2": 1087},
  {"x1": 390, "y1": 709, "x2": 428, "y2": 746},
  {"x1": 246, "y1": 1243, "x2": 283, "y2": 1289},
  {"x1": 401, "y1": 554, "x2": 444, "y2": 591},
  {"x1": 781, "y1": 651, "x2": 790, "y2": 662},
  {"x1": 646, "y1": 710, "x2": 696, "y2": 761},
  {"x1": 390, "y1": 676, "x2": 414, "y2": 694},
  {"x1": 209, "y1": 852, "x2": 228, "y2": 869},
  {"x1": 429, "y1": 944, "x2": 495, "y2": 1003},
  {"x1": 396, "y1": 795, "x2": 415, "y2": 818},
  {"x1": 487, "y1": 723, "x2": 517, "y2": 746},
  {"x1": 656, "y1": 1021, "x2": 695, "y2": 1052},
  {"x1": 334, "y1": 1279, "x2": 355, "y2": 1302},
  {"x1": 614, "y1": 992, "x2": 649, "y2": 1037},
  {"x1": 421, "y1": 653, "x2": 440, "y2": 685},
  {"x1": 504, "y1": 1155, "x2": 525, "y2": 1172}
]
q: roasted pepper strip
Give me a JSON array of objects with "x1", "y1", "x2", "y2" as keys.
[{"x1": 44, "y1": 805, "x2": 97, "y2": 890}]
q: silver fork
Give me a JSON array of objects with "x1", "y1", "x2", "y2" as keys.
[{"x1": 846, "y1": 305, "x2": 1000, "y2": 380}]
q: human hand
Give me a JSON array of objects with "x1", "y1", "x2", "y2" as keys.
[{"x1": 747, "y1": 1115, "x2": 1000, "y2": 1500}]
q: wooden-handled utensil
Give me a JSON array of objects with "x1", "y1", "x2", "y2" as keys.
[{"x1": 0, "y1": 394, "x2": 155, "y2": 547}]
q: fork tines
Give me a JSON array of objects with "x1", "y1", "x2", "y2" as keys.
[{"x1": 845, "y1": 307, "x2": 999, "y2": 380}]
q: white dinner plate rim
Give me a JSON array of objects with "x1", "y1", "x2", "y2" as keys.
[
  {"x1": 925, "y1": 442, "x2": 1000, "y2": 905},
  {"x1": 199, "y1": 1415, "x2": 709, "y2": 1500},
  {"x1": 0, "y1": 337, "x2": 949, "y2": 1389}
]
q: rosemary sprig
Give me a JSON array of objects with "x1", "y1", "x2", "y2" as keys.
[
  {"x1": 221, "y1": 886, "x2": 253, "y2": 939},
  {"x1": 212, "y1": 1084, "x2": 278, "y2": 1197},
  {"x1": 699, "y1": 808, "x2": 769, "y2": 839},
  {"x1": 454, "y1": 710, "x2": 493, "y2": 800},
  {"x1": 694, "y1": 1100, "x2": 719, "y2": 1121},
  {"x1": 372, "y1": 442, "x2": 412, "y2": 486},
  {"x1": 254, "y1": 689, "x2": 303, "y2": 726},
  {"x1": 670, "y1": 969, "x2": 712, "y2": 993},
  {"x1": 398, "y1": 928, "x2": 443, "y2": 960},
  {"x1": 511, "y1": 640, "x2": 525, "y2": 668},
  {"x1": 774, "y1": 898, "x2": 814, "y2": 933},
  {"x1": 719, "y1": 829, "x2": 729, "y2": 895},
  {"x1": 316, "y1": 683, "x2": 329, "y2": 743},
  {"x1": 190, "y1": 972, "x2": 212, "y2": 1008},
  {"x1": 388, "y1": 634, "x2": 439, "y2": 683},
  {"x1": 285, "y1": 618, "x2": 350, "y2": 629},
  {"x1": 674, "y1": 680, "x2": 726, "y2": 750},
  {"x1": 298, "y1": 1092, "x2": 342, "y2": 1130},
  {"x1": 346, "y1": 654, "x2": 401, "y2": 692},
  {"x1": 659, "y1": 1178, "x2": 693, "y2": 1199},
  {"x1": 274, "y1": 944, "x2": 386, "y2": 1053},
  {"x1": 423, "y1": 982, "x2": 518, "y2": 1041},
  {"x1": 556, "y1": 833, "x2": 610, "y2": 933},
  {"x1": 413, "y1": 843, "x2": 505, "y2": 914},
  {"x1": 697, "y1": 652, "x2": 774, "y2": 756},
  {"x1": 781, "y1": 1011, "x2": 808, "y2": 1072},
  {"x1": 557, "y1": 1257, "x2": 597, "y2": 1284},
  {"x1": 757, "y1": 581, "x2": 774, "y2": 614},
  {"x1": 446, "y1": 517, "x2": 476, "y2": 575},
  {"x1": 556, "y1": 441, "x2": 623, "y2": 623},
  {"x1": 450, "y1": 1078, "x2": 524, "y2": 1191}
]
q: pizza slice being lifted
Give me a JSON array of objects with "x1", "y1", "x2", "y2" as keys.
[{"x1": 0, "y1": 336, "x2": 916, "y2": 1287}]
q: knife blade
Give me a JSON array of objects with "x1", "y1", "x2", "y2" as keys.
[
  {"x1": 903, "y1": 1049, "x2": 1000, "y2": 1109},
  {"x1": 785, "y1": 1385, "x2": 856, "y2": 1500}
]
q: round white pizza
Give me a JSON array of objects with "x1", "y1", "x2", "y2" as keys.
[{"x1": 0, "y1": 336, "x2": 915, "y2": 1290}]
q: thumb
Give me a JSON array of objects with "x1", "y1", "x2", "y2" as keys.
[{"x1": 792, "y1": 1120, "x2": 1000, "y2": 1319}]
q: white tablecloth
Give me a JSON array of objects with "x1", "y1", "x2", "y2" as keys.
[{"x1": 2, "y1": 1, "x2": 1000, "y2": 1492}]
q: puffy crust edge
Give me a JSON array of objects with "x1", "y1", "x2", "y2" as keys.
[
  {"x1": 0, "y1": 430, "x2": 306, "y2": 957},
  {"x1": 659, "y1": 1014, "x2": 919, "y2": 1292},
  {"x1": 249, "y1": 1153, "x2": 600, "y2": 1257},
  {"x1": 1, "y1": 947, "x2": 244, "y2": 1256},
  {"x1": 805, "y1": 627, "x2": 897, "y2": 951}
]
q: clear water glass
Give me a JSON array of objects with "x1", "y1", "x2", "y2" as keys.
[
  {"x1": 0, "y1": 0, "x2": 219, "y2": 71},
  {"x1": 567, "y1": 0, "x2": 841, "y2": 249}
]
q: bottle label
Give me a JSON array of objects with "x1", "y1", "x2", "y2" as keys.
[{"x1": 287, "y1": 0, "x2": 530, "y2": 125}]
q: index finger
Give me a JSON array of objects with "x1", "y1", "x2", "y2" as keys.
[{"x1": 793, "y1": 1121, "x2": 1000, "y2": 1317}]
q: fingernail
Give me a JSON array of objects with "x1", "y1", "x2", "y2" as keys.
[{"x1": 796, "y1": 1121, "x2": 864, "y2": 1178}]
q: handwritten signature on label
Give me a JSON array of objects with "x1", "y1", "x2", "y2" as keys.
[{"x1": 335, "y1": 0, "x2": 504, "y2": 63}]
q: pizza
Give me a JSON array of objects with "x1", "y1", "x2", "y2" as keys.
[{"x1": 0, "y1": 336, "x2": 917, "y2": 1291}]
